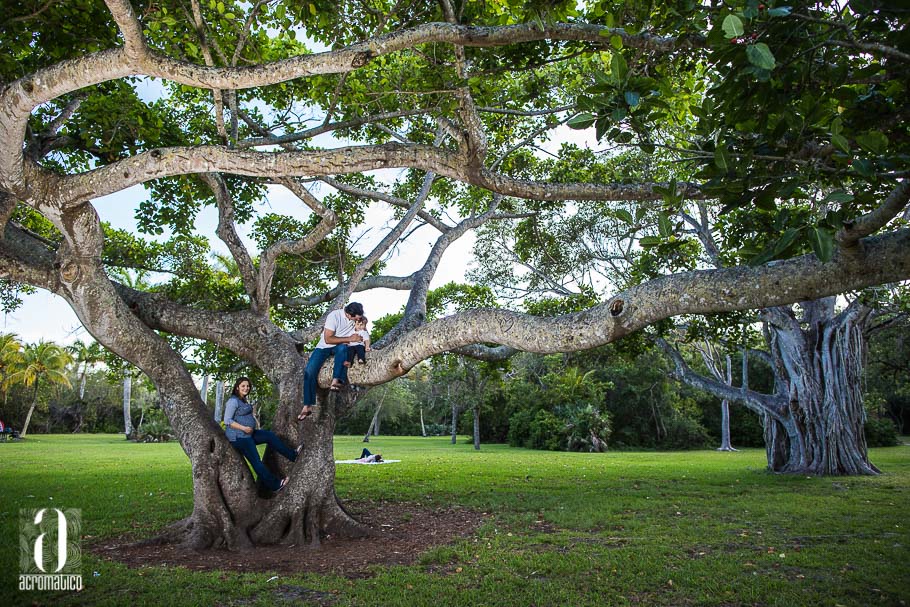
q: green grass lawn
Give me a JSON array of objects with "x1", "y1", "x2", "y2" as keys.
[{"x1": 1, "y1": 434, "x2": 908, "y2": 606}]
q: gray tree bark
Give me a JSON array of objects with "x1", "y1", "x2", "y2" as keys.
[
  {"x1": 123, "y1": 375, "x2": 133, "y2": 439},
  {"x1": 760, "y1": 299, "x2": 877, "y2": 475},
  {"x1": 213, "y1": 380, "x2": 225, "y2": 423},
  {"x1": 663, "y1": 297, "x2": 878, "y2": 475}
]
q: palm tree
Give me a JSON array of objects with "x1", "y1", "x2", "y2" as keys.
[
  {"x1": 8, "y1": 341, "x2": 73, "y2": 437},
  {"x1": 0, "y1": 333, "x2": 24, "y2": 403},
  {"x1": 67, "y1": 339, "x2": 105, "y2": 400}
]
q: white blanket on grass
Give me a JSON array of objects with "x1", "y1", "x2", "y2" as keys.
[{"x1": 335, "y1": 459, "x2": 401, "y2": 465}]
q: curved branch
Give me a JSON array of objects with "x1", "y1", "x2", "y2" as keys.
[
  {"x1": 237, "y1": 109, "x2": 430, "y2": 149},
  {"x1": 55, "y1": 143, "x2": 695, "y2": 207},
  {"x1": 358, "y1": 228, "x2": 910, "y2": 380},
  {"x1": 255, "y1": 178, "x2": 338, "y2": 311},
  {"x1": 202, "y1": 174, "x2": 259, "y2": 304},
  {"x1": 656, "y1": 338, "x2": 786, "y2": 419},
  {"x1": 318, "y1": 176, "x2": 451, "y2": 233},
  {"x1": 837, "y1": 180, "x2": 910, "y2": 248},
  {"x1": 275, "y1": 275, "x2": 416, "y2": 309},
  {"x1": 0, "y1": 21, "x2": 700, "y2": 198}
]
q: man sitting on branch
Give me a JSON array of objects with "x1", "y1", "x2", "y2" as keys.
[{"x1": 298, "y1": 302, "x2": 365, "y2": 420}]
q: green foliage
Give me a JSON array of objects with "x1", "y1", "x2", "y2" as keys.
[
  {"x1": 504, "y1": 359, "x2": 612, "y2": 452},
  {"x1": 863, "y1": 416, "x2": 899, "y2": 448},
  {"x1": 134, "y1": 408, "x2": 176, "y2": 443}
]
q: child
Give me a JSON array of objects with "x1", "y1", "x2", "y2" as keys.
[{"x1": 344, "y1": 316, "x2": 371, "y2": 367}]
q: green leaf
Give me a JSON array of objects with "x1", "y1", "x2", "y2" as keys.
[
  {"x1": 611, "y1": 52, "x2": 629, "y2": 84},
  {"x1": 754, "y1": 188, "x2": 777, "y2": 211},
  {"x1": 772, "y1": 228, "x2": 801, "y2": 256},
  {"x1": 830, "y1": 117, "x2": 843, "y2": 135},
  {"x1": 309, "y1": 3, "x2": 317, "y2": 16},
  {"x1": 624, "y1": 91, "x2": 641, "y2": 107},
  {"x1": 767, "y1": 7, "x2": 792, "y2": 17},
  {"x1": 821, "y1": 191, "x2": 854, "y2": 204},
  {"x1": 851, "y1": 158, "x2": 875, "y2": 177},
  {"x1": 714, "y1": 144, "x2": 731, "y2": 171},
  {"x1": 855, "y1": 130, "x2": 888, "y2": 154},
  {"x1": 746, "y1": 43, "x2": 776, "y2": 70},
  {"x1": 722, "y1": 15, "x2": 744, "y2": 39},
  {"x1": 658, "y1": 213, "x2": 673, "y2": 238},
  {"x1": 614, "y1": 131, "x2": 634, "y2": 144},
  {"x1": 809, "y1": 227, "x2": 835, "y2": 262},
  {"x1": 567, "y1": 113, "x2": 597, "y2": 129},
  {"x1": 639, "y1": 236, "x2": 662, "y2": 248},
  {"x1": 614, "y1": 209, "x2": 634, "y2": 224},
  {"x1": 216, "y1": 1, "x2": 225, "y2": 14},
  {"x1": 831, "y1": 133, "x2": 850, "y2": 154},
  {"x1": 610, "y1": 35, "x2": 623, "y2": 50},
  {"x1": 640, "y1": 142, "x2": 655, "y2": 155}
]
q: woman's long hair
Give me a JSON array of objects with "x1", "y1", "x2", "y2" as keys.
[{"x1": 230, "y1": 376, "x2": 252, "y2": 401}]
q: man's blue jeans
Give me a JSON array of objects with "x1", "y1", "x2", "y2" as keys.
[
  {"x1": 230, "y1": 429, "x2": 297, "y2": 491},
  {"x1": 303, "y1": 344, "x2": 350, "y2": 406}
]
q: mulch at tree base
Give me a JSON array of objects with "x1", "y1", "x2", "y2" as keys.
[{"x1": 90, "y1": 501, "x2": 486, "y2": 577}]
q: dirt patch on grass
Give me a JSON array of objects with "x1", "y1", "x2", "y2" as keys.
[{"x1": 90, "y1": 501, "x2": 485, "y2": 577}]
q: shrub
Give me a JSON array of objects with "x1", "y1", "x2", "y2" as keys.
[
  {"x1": 528, "y1": 410, "x2": 563, "y2": 451},
  {"x1": 507, "y1": 409, "x2": 534, "y2": 448},
  {"x1": 864, "y1": 416, "x2": 900, "y2": 447},
  {"x1": 134, "y1": 408, "x2": 175, "y2": 442},
  {"x1": 660, "y1": 414, "x2": 712, "y2": 450},
  {"x1": 561, "y1": 404, "x2": 611, "y2": 452}
]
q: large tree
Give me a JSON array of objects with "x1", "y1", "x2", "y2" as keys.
[{"x1": 0, "y1": 0, "x2": 908, "y2": 549}]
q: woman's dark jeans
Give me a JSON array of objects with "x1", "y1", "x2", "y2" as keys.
[{"x1": 230, "y1": 429, "x2": 297, "y2": 491}]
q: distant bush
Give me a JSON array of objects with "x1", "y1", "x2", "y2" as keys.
[
  {"x1": 660, "y1": 414, "x2": 712, "y2": 450},
  {"x1": 422, "y1": 423, "x2": 449, "y2": 436},
  {"x1": 864, "y1": 417, "x2": 899, "y2": 447},
  {"x1": 508, "y1": 406, "x2": 611, "y2": 452},
  {"x1": 134, "y1": 408, "x2": 175, "y2": 442}
]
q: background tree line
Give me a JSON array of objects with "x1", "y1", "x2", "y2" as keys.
[{"x1": 337, "y1": 311, "x2": 909, "y2": 451}]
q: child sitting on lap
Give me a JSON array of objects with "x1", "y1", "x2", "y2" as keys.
[{"x1": 344, "y1": 316, "x2": 371, "y2": 367}]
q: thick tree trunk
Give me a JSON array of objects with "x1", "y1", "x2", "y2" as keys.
[
  {"x1": 46, "y1": 233, "x2": 371, "y2": 550},
  {"x1": 762, "y1": 300, "x2": 878, "y2": 475},
  {"x1": 718, "y1": 400, "x2": 735, "y2": 451},
  {"x1": 152, "y1": 377, "x2": 372, "y2": 551}
]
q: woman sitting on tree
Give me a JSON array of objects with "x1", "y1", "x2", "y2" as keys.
[{"x1": 223, "y1": 376, "x2": 300, "y2": 492}]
